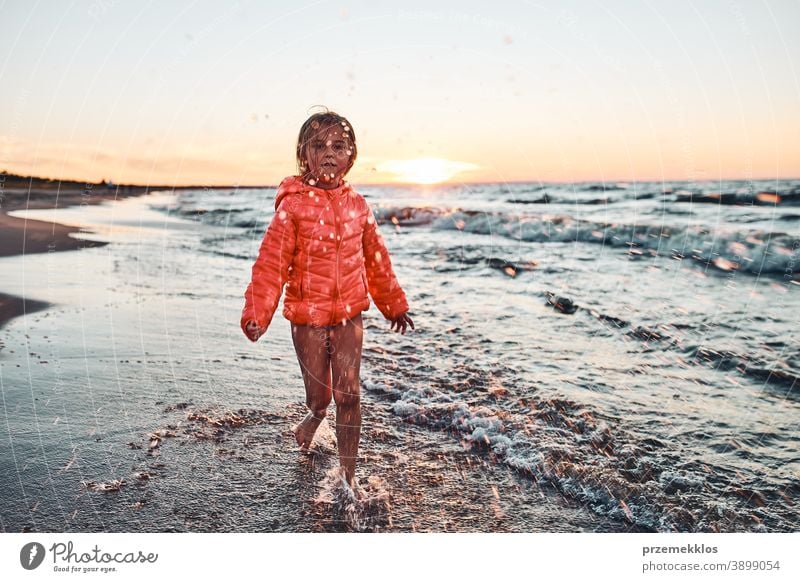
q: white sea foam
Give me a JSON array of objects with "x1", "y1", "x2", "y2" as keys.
[
  {"x1": 362, "y1": 378, "x2": 777, "y2": 532},
  {"x1": 313, "y1": 467, "x2": 392, "y2": 531}
]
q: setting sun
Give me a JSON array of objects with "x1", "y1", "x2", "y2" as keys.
[{"x1": 377, "y1": 158, "x2": 479, "y2": 185}]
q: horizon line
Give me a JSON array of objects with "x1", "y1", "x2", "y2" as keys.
[{"x1": 4, "y1": 171, "x2": 799, "y2": 190}]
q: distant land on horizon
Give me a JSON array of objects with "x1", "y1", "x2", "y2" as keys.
[{"x1": 0, "y1": 171, "x2": 269, "y2": 192}]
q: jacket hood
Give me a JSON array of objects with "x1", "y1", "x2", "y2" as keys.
[{"x1": 274, "y1": 175, "x2": 352, "y2": 210}]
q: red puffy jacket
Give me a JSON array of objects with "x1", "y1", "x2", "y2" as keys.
[{"x1": 241, "y1": 175, "x2": 409, "y2": 332}]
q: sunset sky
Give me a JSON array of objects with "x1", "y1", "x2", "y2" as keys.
[{"x1": 1, "y1": 0, "x2": 798, "y2": 186}]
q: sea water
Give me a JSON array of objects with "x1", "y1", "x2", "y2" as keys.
[{"x1": 1, "y1": 180, "x2": 797, "y2": 532}]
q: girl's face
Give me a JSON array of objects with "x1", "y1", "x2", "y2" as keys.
[{"x1": 301, "y1": 122, "x2": 354, "y2": 188}]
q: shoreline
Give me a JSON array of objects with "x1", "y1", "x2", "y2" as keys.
[{"x1": 0, "y1": 186, "x2": 153, "y2": 330}]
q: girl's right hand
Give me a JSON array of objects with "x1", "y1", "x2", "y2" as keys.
[{"x1": 243, "y1": 319, "x2": 267, "y2": 342}]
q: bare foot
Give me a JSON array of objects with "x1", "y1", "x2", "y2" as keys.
[
  {"x1": 350, "y1": 478, "x2": 365, "y2": 499},
  {"x1": 293, "y1": 411, "x2": 324, "y2": 452}
]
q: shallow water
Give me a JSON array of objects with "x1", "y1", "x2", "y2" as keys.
[{"x1": 1, "y1": 180, "x2": 798, "y2": 532}]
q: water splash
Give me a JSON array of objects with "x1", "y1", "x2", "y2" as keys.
[{"x1": 313, "y1": 467, "x2": 392, "y2": 531}]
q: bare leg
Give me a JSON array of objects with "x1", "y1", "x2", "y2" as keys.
[
  {"x1": 329, "y1": 314, "x2": 364, "y2": 487},
  {"x1": 291, "y1": 323, "x2": 333, "y2": 451}
]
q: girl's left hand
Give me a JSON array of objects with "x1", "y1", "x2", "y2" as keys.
[{"x1": 390, "y1": 313, "x2": 415, "y2": 334}]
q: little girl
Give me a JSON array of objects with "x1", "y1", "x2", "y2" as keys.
[{"x1": 240, "y1": 110, "x2": 414, "y2": 488}]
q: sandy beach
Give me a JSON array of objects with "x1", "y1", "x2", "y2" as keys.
[
  {"x1": 0, "y1": 211, "x2": 107, "y2": 258},
  {"x1": 0, "y1": 178, "x2": 162, "y2": 328}
]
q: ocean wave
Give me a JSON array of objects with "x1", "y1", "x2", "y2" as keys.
[
  {"x1": 581, "y1": 305, "x2": 800, "y2": 394},
  {"x1": 502, "y1": 183, "x2": 800, "y2": 206},
  {"x1": 673, "y1": 187, "x2": 800, "y2": 206},
  {"x1": 151, "y1": 202, "x2": 263, "y2": 230},
  {"x1": 373, "y1": 205, "x2": 800, "y2": 276},
  {"x1": 372, "y1": 206, "x2": 444, "y2": 226},
  {"x1": 362, "y1": 378, "x2": 795, "y2": 532}
]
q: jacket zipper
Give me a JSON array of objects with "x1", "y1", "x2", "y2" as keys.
[{"x1": 328, "y1": 191, "x2": 341, "y2": 324}]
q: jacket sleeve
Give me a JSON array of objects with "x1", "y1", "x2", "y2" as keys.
[
  {"x1": 241, "y1": 196, "x2": 298, "y2": 332},
  {"x1": 362, "y1": 202, "x2": 409, "y2": 320}
]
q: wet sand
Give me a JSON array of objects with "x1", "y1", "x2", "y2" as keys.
[
  {"x1": 0, "y1": 292, "x2": 50, "y2": 331},
  {"x1": 0, "y1": 212, "x2": 108, "y2": 258},
  {"x1": 0, "y1": 184, "x2": 151, "y2": 329}
]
